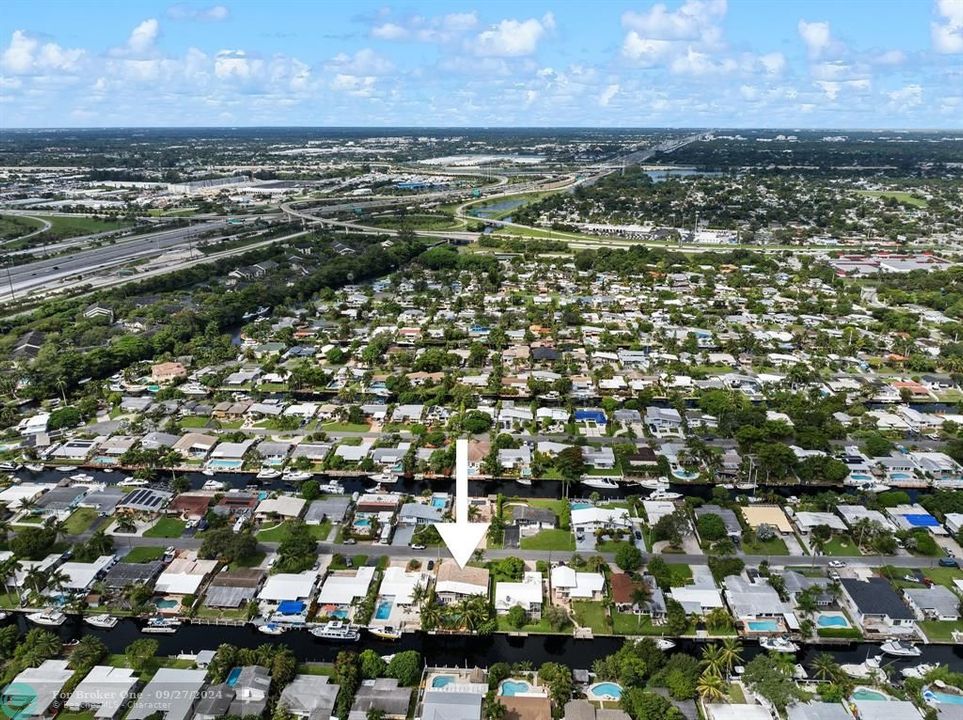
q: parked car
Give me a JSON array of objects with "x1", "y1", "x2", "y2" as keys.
[
  {"x1": 411, "y1": 544, "x2": 426, "y2": 550},
  {"x1": 938, "y1": 557, "x2": 959, "y2": 568},
  {"x1": 828, "y1": 560, "x2": 846, "y2": 568}
]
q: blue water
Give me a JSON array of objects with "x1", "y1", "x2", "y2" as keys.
[
  {"x1": 849, "y1": 473, "x2": 872, "y2": 482},
  {"x1": 330, "y1": 608, "x2": 348, "y2": 619},
  {"x1": 375, "y1": 600, "x2": 393, "y2": 620},
  {"x1": 852, "y1": 689, "x2": 888, "y2": 701},
  {"x1": 354, "y1": 517, "x2": 372, "y2": 528},
  {"x1": 747, "y1": 620, "x2": 779, "y2": 632},
  {"x1": 430, "y1": 497, "x2": 446, "y2": 509},
  {"x1": 926, "y1": 689, "x2": 963, "y2": 705},
  {"x1": 92, "y1": 455, "x2": 118, "y2": 465},
  {"x1": 155, "y1": 599, "x2": 178, "y2": 609},
  {"x1": 500, "y1": 680, "x2": 532, "y2": 697},
  {"x1": 472, "y1": 198, "x2": 528, "y2": 218},
  {"x1": 226, "y1": 668, "x2": 241, "y2": 687},
  {"x1": 817, "y1": 615, "x2": 849, "y2": 628},
  {"x1": 590, "y1": 683, "x2": 623, "y2": 700},
  {"x1": 208, "y1": 459, "x2": 243, "y2": 469},
  {"x1": 890, "y1": 472, "x2": 913, "y2": 480},
  {"x1": 432, "y1": 676, "x2": 455, "y2": 689},
  {"x1": 570, "y1": 502, "x2": 592, "y2": 510}
]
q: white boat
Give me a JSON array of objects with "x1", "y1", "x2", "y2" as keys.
[
  {"x1": 282, "y1": 470, "x2": 312, "y2": 483},
  {"x1": 367, "y1": 625, "x2": 402, "y2": 641},
  {"x1": 648, "y1": 488, "x2": 682, "y2": 501},
  {"x1": 70, "y1": 473, "x2": 94, "y2": 483},
  {"x1": 0, "y1": 462, "x2": 21, "y2": 471},
  {"x1": 635, "y1": 478, "x2": 669, "y2": 490},
  {"x1": 120, "y1": 478, "x2": 148, "y2": 486},
  {"x1": 581, "y1": 477, "x2": 620, "y2": 489},
  {"x1": 759, "y1": 636, "x2": 799, "y2": 653},
  {"x1": 735, "y1": 482, "x2": 755, "y2": 490},
  {"x1": 258, "y1": 622, "x2": 286, "y2": 636},
  {"x1": 369, "y1": 471, "x2": 398, "y2": 485},
  {"x1": 319, "y1": 481, "x2": 344, "y2": 494},
  {"x1": 881, "y1": 640, "x2": 921, "y2": 657},
  {"x1": 858, "y1": 482, "x2": 891, "y2": 493},
  {"x1": 0, "y1": 611, "x2": 8, "y2": 621},
  {"x1": 27, "y1": 610, "x2": 67, "y2": 626},
  {"x1": 57, "y1": 466, "x2": 78, "y2": 473},
  {"x1": 143, "y1": 616, "x2": 181, "y2": 633},
  {"x1": 516, "y1": 477, "x2": 533, "y2": 486},
  {"x1": 901, "y1": 663, "x2": 937, "y2": 679},
  {"x1": 310, "y1": 621, "x2": 361, "y2": 642},
  {"x1": 718, "y1": 483, "x2": 735, "y2": 490},
  {"x1": 25, "y1": 463, "x2": 45, "y2": 472},
  {"x1": 85, "y1": 614, "x2": 118, "y2": 629},
  {"x1": 656, "y1": 638, "x2": 676, "y2": 651},
  {"x1": 201, "y1": 468, "x2": 216, "y2": 477},
  {"x1": 256, "y1": 468, "x2": 282, "y2": 480},
  {"x1": 102, "y1": 469, "x2": 113, "y2": 474},
  {"x1": 202, "y1": 480, "x2": 226, "y2": 491}
]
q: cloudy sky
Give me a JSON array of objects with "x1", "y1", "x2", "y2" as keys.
[{"x1": 2, "y1": 0, "x2": 962, "y2": 128}]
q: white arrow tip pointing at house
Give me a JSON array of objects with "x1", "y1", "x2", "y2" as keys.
[{"x1": 436, "y1": 438, "x2": 489, "y2": 569}]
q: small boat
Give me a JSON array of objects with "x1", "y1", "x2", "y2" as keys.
[
  {"x1": 27, "y1": 610, "x2": 67, "y2": 626},
  {"x1": 902, "y1": 574, "x2": 924, "y2": 584},
  {"x1": 120, "y1": 478, "x2": 148, "y2": 486},
  {"x1": 0, "y1": 462, "x2": 20, "y2": 471},
  {"x1": 102, "y1": 469, "x2": 114, "y2": 474},
  {"x1": 656, "y1": 638, "x2": 676, "y2": 651},
  {"x1": 258, "y1": 622, "x2": 286, "y2": 636},
  {"x1": 256, "y1": 468, "x2": 282, "y2": 480},
  {"x1": 0, "y1": 611, "x2": 8, "y2": 621},
  {"x1": 635, "y1": 478, "x2": 668, "y2": 490},
  {"x1": 310, "y1": 621, "x2": 361, "y2": 642},
  {"x1": 57, "y1": 466, "x2": 78, "y2": 473},
  {"x1": 367, "y1": 626, "x2": 402, "y2": 641},
  {"x1": 143, "y1": 616, "x2": 181, "y2": 633},
  {"x1": 319, "y1": 481, "x2": 344, "y2": 494},
  {"x1": 735, "y1": 482, "x2": 755, "y2": 490},
  {"x1": 201, "y1": 468, "x2": 216, "y2": 477},
  {"x1": 581, "y1": 477, "x2": 620, "y2": 490},
  {"x1": 901, "y1": 663, "x2": 937, "y2": 679},
  {"x1": 648, "y1": 488, "x2": 682, "y2": 501},
  {"x1": 202, "y1": 480, "x2": 226, "y2": 491},
  {"x1": 282, "y1": 470, "x2": 312, "y2": 483},
  {"x1": 881, "y1": 640, "x2": 921, "y2": 657},
  {"x1": 859, "y1": 482, "x2": 891, "y2": 493},
  {"x1": 516, "y1": 477, "x2": 533, "y2": 487},
  {"x1": 70, "y1": 473, "x2": 94, "y2": 483},
  {"x1": 85, "y1": 614, "x2": 119, "y2": 628},
  {"x1": 760, "y1": 636, "x2": 799, "y2": 653},
  {"x1": 25, "y1": 463, "x2": 45, "y2": 472},
  {"x1": 718, "y1": 483, "x2": 735, "y2": 490},
  {"x1": 369, "y1": 471, "x2": 397, "y2": 484}
]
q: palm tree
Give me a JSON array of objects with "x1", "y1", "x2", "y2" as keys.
[
  {"x1": 24, "y1": 566, "x2": 48, "y2": 600},
  {"x1": 696, "y1": 671, "x2": 727, "y2": 703},
  {"x1": 46, "y1": 568, "x2": 70, "y2": 597},
  {"x1": 811, "y1": 653, "x2": 843, "y2": 683},
  {"x1": 719, "y1": 638, "x2": 742, "y2": 677},
  {"x1": 0, "y1": 557, "x2": 22, "y2": 599},
  {"x1": 419, "y1": 597, "x2": 443, "y2": 631},
  {"x1": 701, "y1": 644, "x2": 725, "y2": 677}
]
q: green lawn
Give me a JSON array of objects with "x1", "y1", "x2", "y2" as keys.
[
  {"x1": 854, "y1": 190, "x2": 928, "y2": 208},
  {"x1": 321, "y1": 422, "x2": 370, "y2": 432},
  {"x1": 611, "y1": 611, "x2": 692, "y2": 636},
  {"x1": 728, "y1": 684, "x2": 747, "y2": 704},
  {"x1": 180, "y1": 415, "x2": 214, "y2": 429},
  {"x1": 572, "y1": 601, "x2": 611, "y2": 633},
  {"x1": 520, "y1": 529, "x2": 575, "y2": 552},
  {"x1": 124, "y1": 546, "x2": 166, "y2": 563},
  {"x1": 143, "y1": 518, "x2": 186, "y2": 538},
  {"x1": 742, "y1": 536, "x2": 790, "y2": 555},
  {"x1": 231, "y1": 551, "x2": 266, "y2": 569},
  {"x1": 57, "y1": 712, "x2": 95, "y2": 720},
  {"x1": 64, "y1": 507, "x2": 99, "y2": 535},
  {"x1": 822, "y1": 535, "x2": 862, "y2": 556},
  {"x1": 660, "y1": 563, "x2": 693, "y2": 587},
  {"x1": 882, "y1": 566, "x2": 963, "y2": 590},
  {"x1": 257, "y1": 520, "x2": 331, "y2": 542},
  {"x1": 0, "y1": 213, "x2": 133, "y2": 246},
  {"x1": 919, "y1": 620, "x2": 963, "y2": 642},
  {"x1": 496, "y1": 615, "x2": 557, "y2": 634},
  {"x1": 296, "y1": 663, "x2": 335, "y2": 676}
]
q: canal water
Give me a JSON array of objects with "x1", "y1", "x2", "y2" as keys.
[{"x1": 7, "y1": 615, "x2": 963, "y2": 671}]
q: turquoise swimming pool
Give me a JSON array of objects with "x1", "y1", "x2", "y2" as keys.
[
  {"x1": 588, "y1": 682, "x2": 623, "y2": 701},
  {"x1": 155, "y1": 599, "x2": 178, "y2": 609},
  {"x1": 747, "y1": 619, "x2": 779, "y2": 632},
  {"x1": 208, "y1": 458, "x2": 243, "y2": 469},
  {"x1": 354, "y1": 517, "x2": 372, "y2": 527},
  {"x1": 500, "y1": 680, "x2": 532, "y2": 697},
  {"x1": 889, "y1": 472, "x2": 913, "y2": 481},
  {"x1": 226, "y1": 667, "x2": 241, "y2": 686},
  {"x1": 817, "y1": 614, "x2": 850, "y2": 629},
  {"x1": 430, "y1": 497, "x2": 447, "y2": 509},
  {"x1": 432, "y1": 675, "x2": 455, "y2": 689},
  {"x1": 570, "y1": 502, "x2": 592, "y2": 510},
  {"x1": 925, "y1": 688, "x2": 963, "y2": 705},
  {"x1": 375, "y1": 599, "x2": 393, "y2": 620},
  {"x1": 852, "y1": 688, "x2": 889, "y2": 701}
]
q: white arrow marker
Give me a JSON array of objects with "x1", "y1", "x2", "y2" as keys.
[{"x1": 436, "y1": 438, "x2": 489, "y2": 569}]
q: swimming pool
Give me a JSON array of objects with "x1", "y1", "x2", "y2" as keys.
[
  {"x1": 889, "y1": 472, "x2": 913, "y2": 481},
  {"x1": 226, "y1": 667, "x2": 241, "y2": 686},
  {"x1": 588, "y1": 682, "x2": 624, "y2": 701},
  {"x1": 848, "y1": 472, "x2": 872, "y2": 482},
  {"x1": 91, "y1": 455, "x2": 118, "y2": 465},
  {"x1": 925, "y1": 688, "x2": 963, "y2": 705},
  {"x1": 354, "y1": 517, "x2": 372, "y2": 528},
  {"x1": 432, "y1": 675, "x2": 455, "y2": 689},
  {"x1": 208, "y1": 458, "x2": 243, "y2": 469},
  {"x1": 852, "y1": 688, "x2": 889, "y2": 701},
  {"x1": 499, "y1": 680, "x2": 533, "y2": 697},
  {"x1": 816, "y1": 614, "x2": 850, "y2": 629},
  {"x1": 671, "y1": 468, "x2": 699, "y2": 480},
  {"x1": 430, "y1": 497, "x2": 447, "y2": 509},
  {"x1": 747, "y1": 619, "x2": 779, "y2": 632},
  {"x1": 375, "y1": 599, "x2": 393, "y2": 620},
  {"x1": 155, "y1": 599, "x2": 178, "y2": 609},
  {"x1": 570, "y1": 502, "x2": 592, "y2": 510}
]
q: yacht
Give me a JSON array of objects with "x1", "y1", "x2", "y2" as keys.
[
  {"x1": 310, "y1": 621, "x2": 361, "y2": 642},
  {"x1": 319, "y1": 481, "x2": 345, "y2": 494},
  {"x1": 70, "y1": 473, "x2": 94, "y2": 483},
  {"x1": 369, "y1": 471, "x2": 398, "y2": 485},
  {"x1": 24, "y1": 463, "x2": 45, "y2": 472},
  {"x1": 202, "y1": 480, "x2": 227, "y2": 491},
  {"x1": 120, "y1": 478, "x2": 148, "y2": 486},
  {"x1": 367, "y1": 626, "x2": 403, "y2": 641},
  {"x1": 85, "y1": 614, "x2": 119, "y2": 629},
  {"x1": 656, "y1": 638, "x2": 676, "y2": 651},
  {"x1": 0, "y1": 462, "x2": 20, "y2": 472},
  {"x1": 57, "y1": 466, "x2": 78, "y2": 473},
  {"x1": 201, "y1": 468, "x2": 216, "y2": 477},
  {"x1": 516, "y1": 477, "x2": 533, "y2": 487},
  {"x1": 881, "y1": 640, "x2": 921, "y2": 657},
  {"x1": 256, "y1": 468, "x2": 282, "y2": 480},
  {"x1": 859, "y1": 482, "x2": 891, "y2": 493},
  {"x1": 27, "y1": 610, "x2": 67, "y2": 626},
  {"x1": 634, "y1": 478, "x2": 669, "y2": 490},
  {"x1": 735, "y1": 482, "x2": 755, "y2": 490},
  {"x1": 102, "y1": 469, "x2": 114, "y2": 474},
  {"x1": 282, "y1": 470, "x2": 313, "y2": 483},
  {"x1": 258, "y1": 622, "x2": 286, "y2": 636},
  {"x1": 581, "y1": 477, "x2": 620, "y2": 490},
  {"x1": 901, "y1": 663, "x2": 937, "y2": 679},
  {"x1": 759, "y1": 636, "x2": 799, "y2": 653},
  {"x1": 648, "y1": 488, "x2": 682, "y2": 501},
  {"x1": 143, "y1": 616, "x2": 181, "y2": 633}
]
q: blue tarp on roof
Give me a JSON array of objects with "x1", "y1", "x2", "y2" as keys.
[
  {"x1": 903, "y1": 514, "x2": 939, "y2": 527},
  {"x1": 277, "y1": 600, "x2": 306, "y2": 614}
]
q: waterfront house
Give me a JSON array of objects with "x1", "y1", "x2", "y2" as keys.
[
  {"x1": 172, "y1": 432, "x2": 218, "y2": 460},
  {"x1": 723, "y1": 574, "x2": 790, "y2": 620},
  {"x1": 317, "y1": 566, "x2": 376, "y2": 616},
  {"x1": 67, "y1": 665, "x2": 138, "y2": 719},
  {"x1": 228, "y1": 666, "x2": 271, "y2": 717},
  {"x1": 348, "y1": 678, "x2": 411, "y2": 719},
  {"x1": 278, "y1": 675, "x2": 341, "y2": 720},
  {"x1": 494, "y1": 571, "x2": 543, "y2": 620},
  {"x1": 255, "y1": 495, "x2": 306, "y2": 520},
  {"x1": 154, "y1": 554, "x2": 217, "y2": 597},
  {"x1": 550, "y1": 565, "x2": 605, "y2": 601},
  {"x1": 204, "y1": 568, "x2": 264, "y2": 609},
  {"x1": 435, "y1": 561, "x2": 490, "y2": 604},
  {"x1": 127, "y1": 668, "x2": 207, "y2": 720},
  {"x1": 116, "y1": 487, "x2": 172, "y2": 514},
  {"x1": 2, "y1": 660, "x2": 73, "y2": 720},
  {"x1": 839, "y1": 577, "x2": 917, "y2": 634},
  {"x1": 903, "y1": 586, "x2": 961, "y2": 621}
]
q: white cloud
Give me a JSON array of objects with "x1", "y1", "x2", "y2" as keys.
[
  {"x1": 932, "y1": 0, "x2": 963, "y2": 52},
  {"x1": 671, "y1": 48, "x2": 736, "y2": 76},
  {"x1": 214, "y1": 49, "x2": 259, "y2": 79},
  {"x1": 621, "y1": 33, "x2": 674, "y2": 64},
  {"x1": 622, "y1": 0, "x2": 726, "y2": 45},
  {"x1": 599, "y1": 83, "x2": 620, "y2": 106},
  {"x1": 372, "y1": 12, "x2": 478, "y2": 43},
  {"x1": 167, "y1": 4, "x2": 229, "y2": 22},
  {"x1": 798, "y1": 20, "x2": 833, "y2": 58},
  {"x1": 889, "y1": 83, "x2": 923, "y2": 107},
  {"x1": 325, "y1": 48, "x2": 393, "y2": 76},
  {"x1": 469, "y1": 14, "x2": 554, "y2": 57},
  {"x1": 873, "y1": 49, "x2": 907, "y2": 65},
  {"x1": 758, "y1": 52, "x2": 786, "y2": 75},
  {"x1": 1, "y1": 30, "x2": 85, "y2": 74},
  {"x1": 127, "y1": 18, "x2": 160, "y2": 55}
]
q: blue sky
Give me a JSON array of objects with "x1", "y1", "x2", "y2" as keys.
[{"x1": 2, "y1": 0, "x2": 962, "y2": 128}]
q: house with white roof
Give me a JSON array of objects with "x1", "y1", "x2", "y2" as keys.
[
  {"x1": 494, "y1": 571, "x2": 543, "y2": 619},
  {"x1": 571, "y1": 506, "x2": 631, "y2": 531},
  {"x1": 550, "y1": 565, "x2": 604, "y2": 601},
  {"x1": 317, "y1": 566, "x2": 376, "y2": 609},
  {"x1": 67, "y1": 665, "x2": 139, "y2": 719},
  {"x1": 54, "y1": 555, "x2": 115, "y2": 594},
  {"x1": 377, "y1": 566, "x2": 427, "y2": 606},
  {"x1": 2, "y1": 660, "x2": 73, "y2": 720},
  {"x1": 259, "y1": 569, "x2": 319, "y2": 604},
  {"x1": 154, "y1": 555, "x2": 218, "y2": 596}
]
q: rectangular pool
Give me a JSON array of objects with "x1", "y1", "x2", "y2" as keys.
[
  {"x1": 208, "y1": 459, "x2": 243, "y2": 469},
  {"x1": 375, "y1": 599, "x2": 393, "y2": 620},
  {"x1": 747, "y1": 619, "x2": 779, "y2": 632}
]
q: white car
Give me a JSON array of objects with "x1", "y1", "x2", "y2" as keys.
[{"x1": 828, "y1": 560, "x2": 846, "y2": 568}]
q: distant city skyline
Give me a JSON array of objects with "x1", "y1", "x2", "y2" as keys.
[{"x1": 2, "y1": 0, "x2": 962, "y2": 128}]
